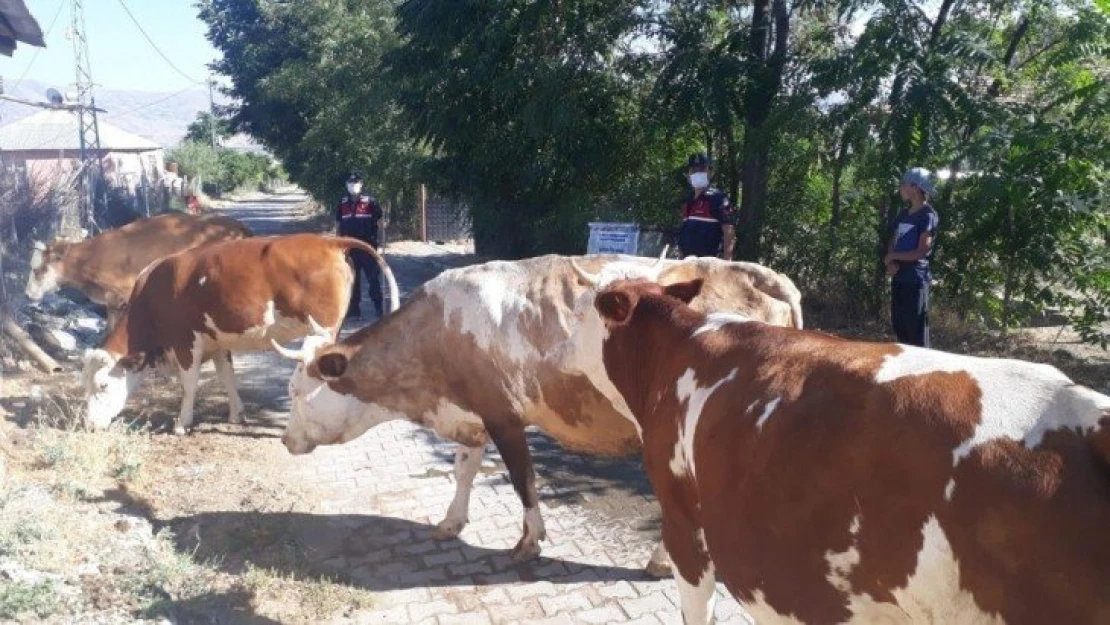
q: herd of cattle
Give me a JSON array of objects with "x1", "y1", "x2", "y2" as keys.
[{"x1": 22, "y1": 211, "x2": 1110, "y2": 624}]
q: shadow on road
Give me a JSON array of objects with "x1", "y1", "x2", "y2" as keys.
[{"x1": 100, "y1": 487, "x2": 649, "y2": 593}]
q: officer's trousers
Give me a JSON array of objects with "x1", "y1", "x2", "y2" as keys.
[{"x1": 348, "y1": 248, "x2": 384, "y2": 318}]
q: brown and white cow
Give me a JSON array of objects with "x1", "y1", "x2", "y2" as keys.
[
  {"x1": 594, "y1": 278, "x2": 1110, "y2": 625},
  {"x1": 26, "y1": 212, "x2": 253, "y2": 329},
  {"x1": 272, "y1": 254, "x2": 803, "y2": 570},
  {"x1": 83, "y1": 233, "x2": 399, "y2": 434}
]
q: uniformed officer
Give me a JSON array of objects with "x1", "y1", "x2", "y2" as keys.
[
  {"x1": 677, "y1": 153, "x2": 736, "y2": 259},
  {"x1": 336, "y1": 171, "x2": 384, "y2": 319}
]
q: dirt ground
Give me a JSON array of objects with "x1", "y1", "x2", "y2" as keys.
[{"x1": 0, "y1": 190, "x2": 1106, "y2": 624}]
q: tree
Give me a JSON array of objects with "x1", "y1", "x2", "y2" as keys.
[
  {"x1": 198, "y1": 0, "x2": 1110, "y2": 345},
  {"x1": 198, "y1": 0, "x2": 425, "y2": 213},
  {"x1": 184, "y1": 111, "x2": 233, "y2": 146},
  {"x1": 386, "y1": 0, "x2": 652, "y2": 256}
]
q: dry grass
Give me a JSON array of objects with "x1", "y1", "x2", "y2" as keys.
[
  {"x1": 0, "y1": 376, "x2": 376, "y2": 624},
  {"x1": 241, "y1": 564, "x2": 375, "y2": 622}
]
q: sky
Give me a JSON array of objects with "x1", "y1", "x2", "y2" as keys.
[{"x1": 1, "y1": 0, "x2": 221, "y2": 93}]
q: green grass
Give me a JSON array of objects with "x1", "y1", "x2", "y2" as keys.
[{"x1": 0, "y1": 581, "x2": 62, "y2": 620}]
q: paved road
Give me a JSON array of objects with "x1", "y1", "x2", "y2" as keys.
[{"x1": 215, "y1": 193, "x2": 752, "y2": 624}]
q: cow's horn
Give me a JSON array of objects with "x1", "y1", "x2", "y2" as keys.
[
  {"x1": 651, "y1": 245, "x2": 670, "y2": 267},
  {"x1": 306, "y1": 315, "x2": 328, "y2": 336},
  {"x1": 270, "y1": 339, "x2": 303, "y2": 362},
  {"x1": 570, "y1": 259, "x2": 601, "y2": 287}
]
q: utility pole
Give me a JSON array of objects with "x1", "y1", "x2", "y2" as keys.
[
  {"x1": 69, "y1": 0, "x2": 104, "y2": 236},
  {"x1": 206, "y1": 75, "x2": 217, "y2": 149}
]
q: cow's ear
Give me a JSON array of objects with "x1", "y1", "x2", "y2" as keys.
[
  {"x1": 663, "y1": 278, "x2": 703, "y2": 304},
  {"x1": 595, "y1": 289, "x2": 636, "y2": 325},
  {"x1": 317, "y1": 353, "x2": 349, "y2": 380}
]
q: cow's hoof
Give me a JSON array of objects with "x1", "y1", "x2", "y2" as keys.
[
  {"x1": 173, "y1": 426, "x2": 188, "y2": 436},
  {"x1": 644, "y1": 558, "x2": 673, "y2": 578},
  {"x1": 432, "y1": 519, "x2": 466, "y2": 540},
  {"x1": 510, "y1": 540, "x2": 542, "y2": 562},
  {"x1": 228, "y1": 414, "x2": 243, "y2": 425}
]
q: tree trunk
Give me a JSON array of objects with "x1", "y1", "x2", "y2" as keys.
[
  {"x1": 735, "y1": 0, "x2": 789, "y2": 262},
  {"x1": 827, "y1": 132, "x2": 849, "y2": 267},
  {"x1": 872, "y1": 196, "x2": 897, "y2": 317}
]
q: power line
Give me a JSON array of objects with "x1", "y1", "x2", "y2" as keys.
[
  {"x1": 103, "y1": 86, "x2": 198, "y2": 120},
  {"x1": 114, "y1": 0, "x2": 204, "y2": 85},
  {"x1": 12, "y1": 0, "x2": 67, "y2": 91}
]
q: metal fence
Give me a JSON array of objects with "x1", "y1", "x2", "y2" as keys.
[{"x1": 419, "y1": 185, "x2": 472, "y2": 242}]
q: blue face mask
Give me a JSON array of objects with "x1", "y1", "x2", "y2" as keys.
[
  {"x1": 346, "y1": 183, "x2": 362, "y2": 195},
  {"x1": 689, "y1": 172, "x2": 709, "y2": 189}
]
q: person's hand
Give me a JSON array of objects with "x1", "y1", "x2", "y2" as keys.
[{"x1": 885, "y1": 259, "x2": 898, "y2": 276}]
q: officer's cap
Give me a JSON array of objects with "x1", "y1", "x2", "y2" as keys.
[{"x1": 687, "y1": 153, "x2": 711, "y2": 169}]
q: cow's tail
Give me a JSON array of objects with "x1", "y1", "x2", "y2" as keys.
[{"x1": 335, "y1": 237, "x2": 401, "y2": 314}]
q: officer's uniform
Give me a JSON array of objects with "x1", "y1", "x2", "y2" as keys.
[
  {"x1": 337, "y1": 193, "x2": 384, "y2": 318},
  {"x1": 677, "y1": 187, "x2": 735, "y2": 258}
]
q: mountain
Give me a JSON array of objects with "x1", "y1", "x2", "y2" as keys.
[{"x1": 0, "y1": 77, "x2": 263, "y2": 152}]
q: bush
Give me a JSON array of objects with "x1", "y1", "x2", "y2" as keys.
[{"x1": 166, "y1": 141, "x2": 279, "y2": 196}]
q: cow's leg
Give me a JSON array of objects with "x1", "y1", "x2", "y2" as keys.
[
  {"x1": 674, "y1": 564, "x2": 717, "y2": 625},
  {"x1": 213, "y1": 351, "x2": 244, "y2": 425},
  {"x1": 645, "y1": 540, "x2": 674, "y2": 578},
  {"x1": 173, "y1": 360, "x2": 203, "y2": 435},
  {"x1": 662, "y1": 510, "x2": 716, "y2": 624},
  {"x1": 485, "y1": 420, "x2": 545, "y2": 561},
  {"x1": 432, "y1": 444, "x2": 486, "y2": 540}
]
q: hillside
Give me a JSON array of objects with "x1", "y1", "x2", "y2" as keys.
[{"x1": 0, "y1": 78, "x2": 262, "y2": 152}]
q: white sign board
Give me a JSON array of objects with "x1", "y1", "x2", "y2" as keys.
[{"x1": 587, "y1": 222, "x2": 640, "y2": 255}]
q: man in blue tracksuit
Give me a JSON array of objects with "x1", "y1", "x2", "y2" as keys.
[
  {"x1": 677, "y1": 153, "x2": 736, "y2": 259},
  {"x1": 885, "y1": 167, "x2": 940, "y2": 347},
  {"x1": 336, "y1": 171, "x2": 384, "y2": 319}
]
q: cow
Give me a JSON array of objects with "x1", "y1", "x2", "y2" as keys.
[
  {"x1": 270, "y1": 253, "x2": 803, "y2": 573},
  {"x1": 82, "y1": 233, "x2": 399, "y2": 435},
  {"x1": 593, "y1": 277, "x2": 1110, "y2": 625},
  {"x1": 26, "y1": 212, "x2": 253, "y2": 330}
]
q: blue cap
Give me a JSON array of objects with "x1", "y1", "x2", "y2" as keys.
[{"x1": 901, "y1": 167, "x2": 936, "y2": 197}]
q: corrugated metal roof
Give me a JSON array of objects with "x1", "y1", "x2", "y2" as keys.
[
  {"x1": 0, "y1": 108, "x2": 162, "y2": 152},
  {"x1": 0, "y1": 0, "x2": 45, "y2": 56}
]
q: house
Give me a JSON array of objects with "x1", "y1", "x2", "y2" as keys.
[{"x1": 0, "y1": 108, "x2": 165, "y2": 197}]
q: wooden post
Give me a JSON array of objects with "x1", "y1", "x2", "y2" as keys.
[
  {"x1": 420, "y1": 184, "x2": 428, "y2": 242},
  {"x1": 2, "y1": 317, "x2": 61, "y2": 374}
]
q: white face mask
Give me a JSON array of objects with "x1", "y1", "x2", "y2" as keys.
[
  {"x1": 689, "y1": 172, "x2": 709, "y2": 189},
  {"x1": 346, "y1": 182, "x2": 362, "y2": 195}
]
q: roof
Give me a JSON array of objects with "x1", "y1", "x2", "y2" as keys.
[
  {"x1": 0, "y1": 0, "x2": 44, "y2": 56},
  {"x1": 0, "y1": 108, "x2": 162, "y2": 152}
]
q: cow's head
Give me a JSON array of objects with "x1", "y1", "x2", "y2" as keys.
[
  {"x1": 82, "y1": 348, "x2": 142, "y2": 429},
  {"x1": 272, "y1": 321, "x2": 373, "y2": 455},
  {"x1": 25, "y1": 240, "x2": 72, "y2": 300},
  {"x1": 595, "y1": 278, "x2": 705, "y2": 327}
]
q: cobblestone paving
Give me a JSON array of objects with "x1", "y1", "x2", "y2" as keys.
[
  {"x1": 218, "y1": 193, "x2": 754, "y2": 624},
  {"x1": 287, "y1": 423, "x2": 752, "y2": 625}
]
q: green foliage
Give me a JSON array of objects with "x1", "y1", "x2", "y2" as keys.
[
  {"x1": 199, "y1": 0, "x2": 425, "y2": 222},
  {"x1": 0, "y1": 581, "x2": 60, "y2": 619},
  {"x1": 165, "y1": 141, "x2": 220, "y2": 185},
  {"x1": 185, "y1": 111, "x2": 233, "y2": 146},
  {"x1": 200, "y1": 0, "x2": 1110, "y2": 346},
  {"x1": 165, "y1": 140, "x2": 277, "y2": 195}
]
